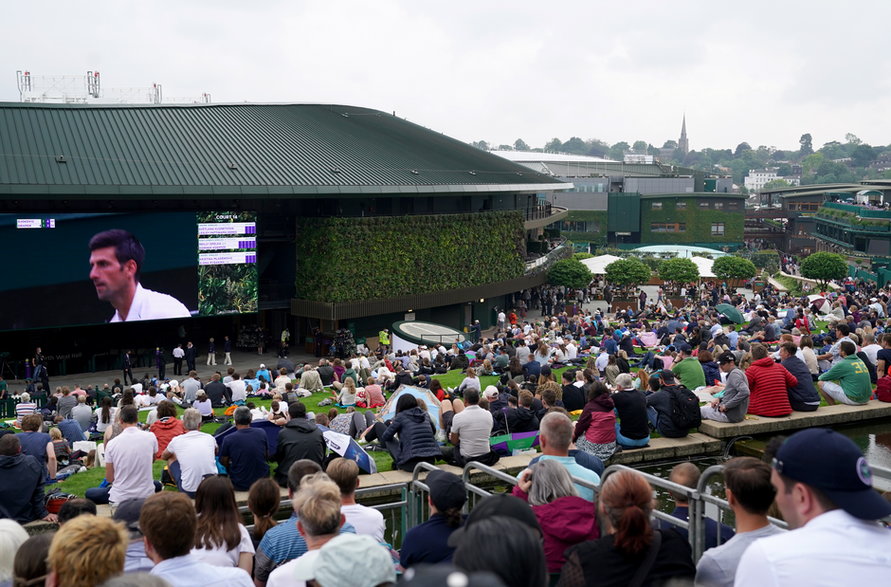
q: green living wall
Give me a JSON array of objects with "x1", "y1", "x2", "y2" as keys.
[
  {"x1": 640, "y1": 198, "x2": 744, "y2": 244},
  {"x1": 295, "y1": 211, "x2": 525, "y2": 302}
]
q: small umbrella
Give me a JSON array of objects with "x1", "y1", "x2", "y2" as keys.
[
  {"x1": 807, "y1": 295, "x2": 830, "y2": 314},
  {"x1": 490, "y1": 430, "x2": 540, "y2": 455},
  {"x1": 318, "y1": 425, "x2": 378, "y2": 474},
  {"x1": 715, "y1": 303, "x2": 744, "y2": 324}
]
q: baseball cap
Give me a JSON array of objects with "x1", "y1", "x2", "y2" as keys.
[
  {"x1": 289, "y1": 533, "x2": 395, "y2": 587},
  {"x1": 483, "y1": 386, "x2": 500, "y2": 401},
  {"x1": 113, "y1": 498, "x2": 146, "y2": 535},
  {"x1": 659, "y1": 369, "x2": 677, "y2": 383},
  {"x1": 676, "y1": 343, "x2": 692, "y2": 353},
  {"x1": 717, "y1": 351, "x2": 737, "y2": 365},
  {"x1": 448, "y1": 493, "x2": 540, "y2": 547},
  {"x1": 426, "y1": 470, "x2": 466, "y2": 512},
  {"x1": 772, "y1": 428, "x2": 891, "y2": 520}
]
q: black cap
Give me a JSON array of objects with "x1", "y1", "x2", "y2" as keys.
[
  {"x1": 426, "y1": 470, "x2": 466, "y2": 512},
  {"x1": 447, "y1": 494, "x2": 540, "y2": 547},
  {"x1": 773, "y1": 428, "x2": 891, "y2": 520},
  {"x1": 659, "y1": 369, "x2": 677, "y2": 383},
  {"x1": 717, "y1": 351, "x2": 737, "y2": 365}
]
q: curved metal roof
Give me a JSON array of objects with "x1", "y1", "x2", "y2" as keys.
[{"x1": 0, "y1": 103, "x2": 570, "y2": 195}]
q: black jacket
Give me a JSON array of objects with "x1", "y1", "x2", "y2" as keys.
[
  {"x1": 204, "y1": 380, "x2": 230, "y2": 408},
  {"x1": 781, "y1": 355, "x2": 821, "y2": 405},
  {"x1": 646, "y1": 385, "x2": 689, "y2": 438},
  {"x1": 275, "y1": 418, "x2": 326, "y2": 481},
  {"x1": 0, "y1": 453, "x2": 48, "y2": 523},
  {"x1": 379, "y1": 407, "x2": 441, "y2": 467},
  {"x1": 504, "y1": 406, "x2": 539, "y2": 434}
]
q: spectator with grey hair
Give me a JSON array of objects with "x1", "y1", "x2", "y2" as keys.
[
  {"x1": 220, "y1": 406, "x2": 269, "y2": 491},
  {"x1": 524, "y1": 412, "x2": 600, "y2": 501},
  {"x1": 161, "y1": 408, "x2": 217, "y2": 497},
  {"x1": 612, "y1": 372, "x2": 650, "y2": 448},
  {"x1": 512, "y1": 459, "x2": 599, "y2": 573}
]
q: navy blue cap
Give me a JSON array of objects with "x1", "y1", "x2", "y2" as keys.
[{"x1": 773, "y1": 428, "x2": 891, "y2": 520}]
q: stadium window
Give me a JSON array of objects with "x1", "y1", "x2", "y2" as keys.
[
  {"x1": 711, "y1": 222, "x2": 725, "y2": 236},
  {"x1": 651, "y1": 202, "x2": 662, "y2": 209},
  {"x1": 699, "y1": 201, "x2": 710, "y2": 209},
  {"x1": 714, "y1": 202, "x2": 723, "y2": 209},
  {"x1": 650, "y1": 222, "x2": 686, "y2": 233},
  {"x1": 676, "y1": 201, "x2": 687, "y2": 209}
]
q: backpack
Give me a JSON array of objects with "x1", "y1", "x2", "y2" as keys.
[
  {"x1": 876, "y1": 375, "x2": 891, "y2": 403},
  {"x1": 667, "y1": 385, "x2": 702, "y2": 430}
]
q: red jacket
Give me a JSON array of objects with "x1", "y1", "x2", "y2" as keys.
[
  {"x1": 150, "y1": 417, "x2": 185, "y2": 459},
  {"x1": 512, "y1": 489, "x2": 600, "y2": 572},
  {"x1": 745, "y1": 357, "x2": 796, "y2": 417}
]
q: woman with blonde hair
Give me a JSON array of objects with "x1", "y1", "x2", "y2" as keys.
[
  {"x1": 558, "y1": 469, "x2": 695, "y2": 586},
  {"x1": 335, "y1": 377, "x2": 357, "y2": 407}
]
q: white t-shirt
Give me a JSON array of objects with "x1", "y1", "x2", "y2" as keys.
[
  {"x1": 228, "y1": 379, "x2": 247, "y2": 402},
  {"x1": 451, "y1": 405, "x2": 493, "y2": 458},
  {"x1": 341, "y1": 504, "x2": 385, "y2": 543},
  {"x1": 267, "y1": 550, "x2": 317, "y2": 587},
  {"x1": 274, "y1": 375, "x2": 291, "y2": 393},
  {"x1": 106, "y1": 426, "x2": 158, "y2": 504},
  {"x1": 110, "y1": 283, "x2": 191, "y2": 322},
  {"x1": 166, "y1": 431, "x2": 217, "y2": 492},
  {"x1": 191, "y1": 524, "x2": 255, "y2": 568}
]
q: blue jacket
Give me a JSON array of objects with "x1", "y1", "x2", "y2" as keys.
[
  {"x1": 380, "y1": 407, "x2": 441, "y2": 467},
  {"x1": 781, "y1": 355, "x2": 820, "y2": 405}
]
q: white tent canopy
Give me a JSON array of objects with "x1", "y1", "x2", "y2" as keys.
[
  {"x1": 690, "y1": 256, "x2": 716, "y2": 279},
  {"x1": 581, "y1": 254, "x2": 623, "y2": 275}
]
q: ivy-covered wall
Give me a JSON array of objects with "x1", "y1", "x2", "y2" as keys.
[
  {"x1": 295, "y1": 211, "x2": 525, "y2": 302},
  {"x1": 639, "y1": 197, "x2": 744, "y2": 244}
]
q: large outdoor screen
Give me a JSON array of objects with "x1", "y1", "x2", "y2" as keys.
[{"x1": 0, "y1": 211, "x2": 257, "y2": 331}]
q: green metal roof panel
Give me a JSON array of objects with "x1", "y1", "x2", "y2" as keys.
[{"x1": 0, "y1": 103, "x2": 567, "y2": 193}]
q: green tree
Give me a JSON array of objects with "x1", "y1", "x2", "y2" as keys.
[
  {"x1": 801, "y1": 252, "x2": 847, "y2": 289},
  {"x1": 604, "y1": 258, "x2": 651, "y2": 288},
  {"x1": 632, "y1": 140, "x2": 649, "y2": 152},
  {"x1": 549, "y1": 258, "x2": 593, "y2": 290},
  {"x1": 562, "y1": 137, "x2": 588, "y2": 155},
  {"x1": 662, "y1": 139, "x2": 678, "y2": 149},
  {"x1": 712, "y1": 256, "x2": 757, "y2": 282},
  {"x1": 609, "y1": 141, "x2": 630, "y2": 161},
  {"x1": 762, "y1": 179, "x2": 791, "y2": 190},
  {"x1": 544, "y1": 138, "x2": 563, "y2": 152},
  {"x1": 471, "y1": 140, "x2": 489, "y2": 151},
  {"x1": 573, "y1": 252, "x2": 594, "y2": 260},
  {"x1": 851, "y1": 144, "x2": 877, "y2": 167},
  {"x1": 801, "y1": 152, "x2": 825, "y2": 180},
  {"x1": 658, "y1": 258, "x2": 700, "y2": 290},
  {"x1": 735, "y1": 142, "x2": 752, "y2": 156},
  {"x1": 514, "y1": 138, "x2": 529, "y2": 151},
  {"x1": 749, "y1": 250, "x2": 780, "y2": 274},
  {"x1": 799, "y1": 133, "x2": 813, "y2": 156}
]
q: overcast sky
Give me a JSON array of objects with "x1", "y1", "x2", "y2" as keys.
[{"x1": 3, "y1": 1, "x2": 890, "y2": 153}]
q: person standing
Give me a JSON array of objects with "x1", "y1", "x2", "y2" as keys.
[
  {"x1": 185, "y1": 341, "x2": 197, "y2": 372},
  {"x1": 155, "y1": 347, "x2": 166, "y2": 380},
  {"x1": 638, "y1": 289, "x2": 648, "y2": 311},
  {"x1": 735, "y1": 428, "x2": 891, "y2": 586},
  {"x1": 223, "y1": 335, "x2": 233, "y2": 366},
  {"x1": 122, "y1": 350, "x2": 135, "y2": 386},
  {"x1": 172, "y1": 343, "x2": 185, "y2": 376},
  {"x1": 34, "y1": 347, "x2": 49, "y2": 391},
  {"x1": 206, "y1": 337, "x2": 217, "y2": 366}
]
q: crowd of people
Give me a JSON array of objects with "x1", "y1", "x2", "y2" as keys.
[{"x1": 1, "y1": 275, "x2": 890, "y2": 585}]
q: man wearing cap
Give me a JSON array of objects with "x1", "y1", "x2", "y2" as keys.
[
  {"x1": 672, "y1": 345, "x2": 706, "y2": 390},
  {"x1": 113, "y1": 498, "x2": 154, "y2": 573},
  {"x1": 735, "y1": 428, "x2": 891, "y2": 585},
  {"x1": 817, "y1": 340, "x2": 873, "y2": 406},
  {"x1": 400, "y1": 470, "x2": 467, "y2": 568},
  {"x1": 700, "y1": 352, "x2": 750, "y2": 424}
]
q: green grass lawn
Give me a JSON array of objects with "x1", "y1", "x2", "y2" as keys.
[{"x1": 56, "y1": 368, "x2": 572, "y2": 497}]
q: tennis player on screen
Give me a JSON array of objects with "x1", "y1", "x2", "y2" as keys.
[{"x1": 89, "y1": 229, "x2": 191, "y2": 322}]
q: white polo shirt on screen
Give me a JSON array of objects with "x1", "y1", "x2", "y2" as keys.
[{"x1": 111, "y1": 283, "x2": 191, "y2": 322}]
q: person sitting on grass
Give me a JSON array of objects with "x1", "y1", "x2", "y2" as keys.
[
  {"x1": 334, "y1": 377, "x2": 358, "y2": 407},
  {"x1": 366, "y1": 394, "x2": 442, "y2": 472},
  {"x1": 356, "y1": 377, "x2": 385, "y2": 408}
]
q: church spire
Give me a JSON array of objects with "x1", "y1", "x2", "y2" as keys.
[{"x1": 678, "y1": 114, "x2": 689, "y2": 156}]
